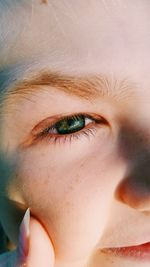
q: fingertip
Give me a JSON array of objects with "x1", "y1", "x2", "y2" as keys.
[{"x1": 27, "y1": 217, "x2": 55, "y2": 267}]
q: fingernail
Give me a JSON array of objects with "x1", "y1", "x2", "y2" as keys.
[{"x1": 18, "y1": 208, "x2": 30, "y2": 263}]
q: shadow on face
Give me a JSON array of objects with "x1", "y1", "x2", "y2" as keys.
[
  {"x1": 0, "y1": 153, "x2": 27, "y2": 245},
  {"x1": 115, "y1": 119, "x2": 150, "y2": 212}
]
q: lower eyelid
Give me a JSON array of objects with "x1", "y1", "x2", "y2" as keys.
[{"x1": 40, "y1": 125, "x2": 98, "y2": 145}]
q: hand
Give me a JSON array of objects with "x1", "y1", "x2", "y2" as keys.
[{"x1": 0, "y1": 209, "x2": 55, "y2": 267}]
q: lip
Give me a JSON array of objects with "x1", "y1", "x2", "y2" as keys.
[{"x1": 101, "y1": 242, "x2": 150, "y2": 261}]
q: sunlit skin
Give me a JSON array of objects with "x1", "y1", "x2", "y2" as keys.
[{"x1": 0, "y1": 1, "x2": 150, "y2": 267}]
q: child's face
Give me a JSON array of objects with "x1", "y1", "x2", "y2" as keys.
[{"x1": 1, "y1": 1, "x2": 150, "y2": 266}]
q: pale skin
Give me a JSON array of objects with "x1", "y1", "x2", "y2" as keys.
[{"x1": 0, "y1": 0, "x2": 150, "y2": 266}]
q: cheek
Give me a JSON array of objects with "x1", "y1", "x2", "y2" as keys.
[{"x1": 13, "y1": 144, "x2": 123, "y2": 262}]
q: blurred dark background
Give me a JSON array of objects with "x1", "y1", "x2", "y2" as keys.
[{"x1": 0, "y1": 223, "x2": 9, "y2": 254}]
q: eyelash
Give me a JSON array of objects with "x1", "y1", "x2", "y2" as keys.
[{"x1": 36, "y1": 113, "x2": 104, "y2": 145}]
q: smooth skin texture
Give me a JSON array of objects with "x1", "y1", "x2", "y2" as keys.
[{"x1": 0, "y1": 1, "x2": 150, "y2": 266}]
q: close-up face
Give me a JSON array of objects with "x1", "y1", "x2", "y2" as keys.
[{"x1": 0, "y1": 1, "x2": 150, "y2": 267}]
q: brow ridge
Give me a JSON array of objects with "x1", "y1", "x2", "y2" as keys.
[{"x1": 6, "y1": 70, "x2": 133, "y2": 102}]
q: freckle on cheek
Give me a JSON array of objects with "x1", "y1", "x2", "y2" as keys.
[
  {"x1": 75, "y1": 174, "x2": 83, "y2": 184},
  {"x1": 41, "y1": 0, "x2": 48, "y2": 4}
]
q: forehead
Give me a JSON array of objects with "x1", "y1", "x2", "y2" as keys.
[{"x1": 1, "y1": 1, "x2": 150, "y2": 89}]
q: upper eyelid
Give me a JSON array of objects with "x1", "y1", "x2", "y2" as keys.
[{"x1": 43, "y1": 115, "x2": 94, "y2": 129}]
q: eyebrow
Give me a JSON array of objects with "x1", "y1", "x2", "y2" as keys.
[{"x1": 4, "y1": 70, "x2": 134, "y2": 104}]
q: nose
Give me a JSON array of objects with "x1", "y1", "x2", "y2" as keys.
[
  {"x1": 116, "y1": 159, "x2": 150, "y2": 212},
  {"x1": 115, "y1": 123, "x2": 150, "y2": 212}
]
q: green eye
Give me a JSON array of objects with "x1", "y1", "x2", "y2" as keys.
[
  {"x1": 34, "y1": 113, "x2": 105, "y2": 145},
  {"x1": 55, "y1": 115, "x2": 85, "y2": 134}
]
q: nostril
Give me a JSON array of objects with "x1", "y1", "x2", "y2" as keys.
[{"x1": 115, "y1": 178, "x2": 150, "y2": 212}]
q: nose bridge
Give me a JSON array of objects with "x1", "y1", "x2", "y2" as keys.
[{"x1": 115, "y1": 121, "x2": 150, "y2": 211}]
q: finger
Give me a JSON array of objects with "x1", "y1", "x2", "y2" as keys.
[
  {"x1": 27, "y1": 215, "x2": 55, "y2": 267},
  {"x1": 17, "y1": 209, "x2": 55, "y2": 267}
]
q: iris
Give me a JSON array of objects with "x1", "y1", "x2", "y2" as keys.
[{"x1": 55, "y1": 115, "x2": 85, "y2": 135}]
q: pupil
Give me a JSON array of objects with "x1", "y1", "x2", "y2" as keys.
[{"x1": 56, "y1": 115, "x2": 85, "y2": 134}]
